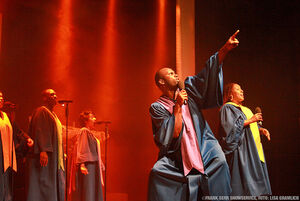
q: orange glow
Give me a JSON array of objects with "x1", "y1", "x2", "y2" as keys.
[
  {"x1": 175, "y1": 4, "x2": 183, "y2": 80},
  {"x1": 175, "y1": 0, "x2": 195, "y2": 79},
  {"x1": 150, "y1": 0, "x2": 168, "y2": 97},
  {"x1": 51, "y1": 0, "x2": 73, "y2": 97},
  {"x1": 154, "y1": 0, "x2": 166, "y2": 65},
  {"x1": 0, "y1": 13, "x2": 2, "y2": 55},
  {"x1": 102, "y1": 0, "x2": 116, "y2": 71},
  {"x1": 96, "y1": 0, "x2": 118, "y2": 120}
]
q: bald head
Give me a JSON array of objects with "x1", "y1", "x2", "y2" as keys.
[
  {"x1": 154, "y1": 67, "x2": 178, "y2": 90},
  {"x1": 41, "y1": 89, "x2": 57, "y2": 107},
  {"x1": 155, "y1": 68, "x2": 169, "y2": 87},
  {"x1": 42, "y1": 89, "x2": 54, "y2": 97}
]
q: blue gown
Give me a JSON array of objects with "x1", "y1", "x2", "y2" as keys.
[
  {"x1": 218, "y1": 103, "x2": 272, "y2": 196},
  {"x1": 68, "y1": 128, "x2": 104, "y2": 201},
  {"x1": 26, "y1": 106, "x2": 65, "y2": 201},
  {"x1": 148, "y1": 53, "x2": 231, "y2": 201}
]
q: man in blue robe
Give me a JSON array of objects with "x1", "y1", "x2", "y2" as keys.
[
  {"x1": 148, "y1": 30, "x2": 240, "y2": 201},
  {"x1": 26, "y1": 89, "x2": 65, "y2": 201}
]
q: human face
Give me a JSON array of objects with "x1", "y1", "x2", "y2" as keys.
[
  {"x1": 231, "y1": 84, "x2": 244, "y2": 104},
  {"x1": 44, "y1": 89, "x2": 57, "y2": 106},
  {"x1": 86, "y1": 113, "x2": 96, "y2": 129},
  {"x1": 159, "y1": 68, "x2": 179, "y2": 90},
  {"x1": 0, "y1": 92, "x2": 4, "y2": 109}
]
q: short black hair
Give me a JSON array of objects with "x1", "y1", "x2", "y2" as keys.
[
  {"x1": 79, "y1": 111, "x2": 94, "y2": 127},
  {"x1": 223, "y1": 83, "x2": 237, "y2": 103},
  {"x1": 2, "y1": 101, "x2": 17, "y2": 113}
]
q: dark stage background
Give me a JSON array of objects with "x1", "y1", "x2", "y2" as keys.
[
  {"x1": 0, "y1": 0, "x2": 299, "y2": 201},
  {"x1": 195, "y1": 0, "x2": 299, "y2": 196}
]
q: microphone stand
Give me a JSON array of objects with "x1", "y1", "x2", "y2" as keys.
[
  {"x1": 103, "y1": 122, "x2": 110, "y2": 201},
  {"x1": 95, "y1": 120, "x2": 111, "y2": 201},
  {"x1": 61, "y1": 101, "x2": 72, "y2": 201}
]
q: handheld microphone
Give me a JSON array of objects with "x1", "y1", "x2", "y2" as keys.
[
  {"x1": 95, "y1": 121, "x2": 112, "y2": 125},
  {"x1": 178, "y1": 81, "x2": 187, "y2": 105},
  {"x1": 58, "y1": 100, "x2": 73, "y2": 104},
  {"x1": 255, "y1": 107, "x2": 262, "y2": 126}
]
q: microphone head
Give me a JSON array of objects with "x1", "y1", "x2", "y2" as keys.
[
  {"x1": 178, "y1": 80, "x2": 185, "y2": 90},
  {"x1": 255, "y1": 107, "x2": 263, "y2": 126},
  {"x1": 58, "y1": 100, "x2": 73, "y2": 104},
  {"x1": 255, "y1": 107, "x2": 262, "y2": 113},
  {"x1": 95, "y1": 121, "x2": 112, "y2": 125}
]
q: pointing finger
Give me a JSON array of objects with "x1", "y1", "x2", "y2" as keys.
[{"x1": 231, "y1": 30, "x2": 240, "y2": 39}]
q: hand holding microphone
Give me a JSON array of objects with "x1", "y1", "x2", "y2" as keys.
[
  {"x1": 244, "y1": 106, "x2": 265, "y2": 128},
  {"x1": 177, "y1": 81, "x2": 188, "y2": 105},
  {"x1": 249, "y1": 111, "x2": 262, "y2": 125},
  {"x1": 255, "y1": 107, "x2": 271, "y2": 141},
  {"x1": 176, "y1": 90, "x2": 188, "y2": 106},
  {"x1": 255, "y1": 107, "x2": 263, "y2": 126}
]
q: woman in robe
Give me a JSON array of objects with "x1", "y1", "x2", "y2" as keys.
[
  {"x1": 2, "y1": 101, "x2": 33, "y2": 160},
  {"x1": 0, "y1": 91, "x2": 16, "y2": 201},
  {"x1": 218, "y1": 83, "x2": 272, "y2": 196},
  {"x1": 68, "y1": 111, "x2": 104, "y2": 201},
  {"x1": 2, "y1": 101, "x2": 34, "y2": 201},
  {"x1": 0, "y1": 92, "x2": 34, "y2": 201}
]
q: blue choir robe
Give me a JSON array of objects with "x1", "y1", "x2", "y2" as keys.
[
  {"x1": 26, "y1": 106, "x2": 65, "y2": 201},
  {"x1": 13, "y1": 122, "x2": 31, "y2": 159},
  {"x1": 12, "y1": 122, "x2": 32, "y2": 198},
  {"x1": 218, "y1": 103, "x2": 272, "y2": 196},
  {"x1": 68, "y1": 128, "x2": 104, "y2": 201},
  {"x1": 148, "y1": 52, "x2": 231, "y2": 201}
]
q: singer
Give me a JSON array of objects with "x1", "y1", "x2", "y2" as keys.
[
  {"x1": 147, "y1": 30, "x2": 239, "y2": 201},
  {"x1": 2, "y1": 101, "x2": 34, "y2": 201},
  {"x1": 68, "y1": 111, "x2": 104, "y2": 201},
  {"x1": 218, "y1": 83, "x2": 272, "y2": 196},
  {"x1": 0, "y1": 92, "x2": 17, "y2": 201},
  {"x1": 26, "y1": 89, "x2": 65, "y2": 201}
]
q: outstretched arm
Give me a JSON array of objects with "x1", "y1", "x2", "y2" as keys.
[{"x1": 218, "y1": 30, "x2": 240, "y2": 63}]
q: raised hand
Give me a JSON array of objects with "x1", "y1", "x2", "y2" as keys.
[
  {"x1": 219, "y1": 30, "x2": 240, "y2": 63},
  {"x1": 176, "y1": 90, "x2": 188, "y2": 106},
  {"x1": 226, "y1": 30, "x2": 240, "y2": 51}
]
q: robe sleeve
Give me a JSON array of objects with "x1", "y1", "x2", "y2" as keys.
[
  {"x1": 185, "y1": 52, "x2": 223, "y2": 109},
  {"x1": 75, "y1": 129, "x2": 98, "y2": 164},
  {"x1": 149, "y1": 102, "x2": 182, "y2": 157},
  {"x1": 219, "y1": 104, "x2": 245, "y2": 154},
  {"x1": 31, "y1": 108, "x2": 54, "y2": 154},
  {"x1": 13, "y1": 122, "x2": 30, "y2": 157}
]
